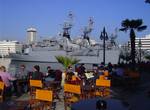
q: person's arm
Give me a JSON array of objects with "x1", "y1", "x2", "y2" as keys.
[{"x1": 7, "y1": 72, "x2": 16, "y2": 81}]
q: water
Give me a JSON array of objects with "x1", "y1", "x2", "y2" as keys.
[{"x1": 0, "y1": 58, "x2": 93, "y2": 75}]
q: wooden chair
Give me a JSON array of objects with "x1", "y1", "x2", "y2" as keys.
[
  {"x1": 99, "y1": 75, "x2": 105, "y2": 80},
  {"x1": 29, "y1": 89, "x2": 54, "y2": 110},
  {"x1": 0, "y1": 81, "x2": 5, "y2": 102},
  {"x1": 29, "y1": 80, "x2": 43, "y2": 99},
  {"x1": 104, "y1": 70, "x2": 109, "y2": 77},
  {"x1": 64, "y1": 83, "x2": 82, "y2": 110},
  {"x1": 96, "y1": 79, "x2": 111, "y2": 97}
]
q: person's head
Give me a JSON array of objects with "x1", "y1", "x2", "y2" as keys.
[
  {"x1": 0, "y1": 66, "x2": 6, "y2": 72},
  {"x1": 81, "y1": 63, "x2": 84, "y2": 66},
  {"x1": 96, "y1": 99, "x2": 107, "y2": 110},
  {"x1": 68, "y1": 65, "x2": 72, "y2": 69},
  {"x1": 67, "y1": 65, "x2": 73, "y2": 72},
  {"x1": 20, "y1": 64, "x2": 26, "y2": 69},
  {"x1": 101, "y1": 62, "x2": 104, "y2": 66},
  {"x1": 33, "y1": 65, "x2": 40, "y2": 72},
  {"x1": 47, "y1": 66, "x2": 51, "y2": 70},
  {"x1": 98, "y1": 65, "x2": 104, "y2": 71}
]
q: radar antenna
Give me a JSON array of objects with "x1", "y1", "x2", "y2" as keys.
[
  {"x1": 82, "y1": 17, "x2": 94, "y2": 44},
  {"x1": 62, "y1": 12, "x2": 73, "y2": 40}
]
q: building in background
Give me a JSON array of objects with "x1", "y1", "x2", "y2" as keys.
[
  {"x1": 135, "y1": 34, "x2": 150, "y2": 50},
  {"x1": 128, "y1": 34, "x2": 150, "y2": 50},
  {"x1": 0, "y1": 40, "x2": 22, "y2": 57},
  {"x1": 27, "y1": 27, "x2": 37, "y2": 45}
]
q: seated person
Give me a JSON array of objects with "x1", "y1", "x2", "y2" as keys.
[
  {"x1": 115, "y1": 65, "x2": 124, "y2": 77},
  {"x1": 0, "y1": 66, "x2": 16, "y2": 98},
  {"x1": 30, "y1": 65, "x2": 43, "y2": 80},
  {"x1": 55, "y1": 69, "x2": 62, "y2": 82},
  {"x1": 66, "y1": 70, "x2": 81, "y2": 84},
  {"x1": 45, "y1": 66, "x2": 56, "y2": 81},
  {"x1": 71, "y1": 72, "x2": 81, "y2": 84},
  {"x1": 14, "y1": 64, "x2": 29, "y2": 93},
  {"x1": 78, "y1": 64, "x2": 86, "y2": 78},
  {"x1": 98, "y1": 66, "x2": 104, "y2": 75},
  {"x1": 16, "y1": 64, "x2": 29, "y2": 79}
]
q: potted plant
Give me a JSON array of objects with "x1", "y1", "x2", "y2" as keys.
[{"x1": 55, "y1": 56, "x2": 80, "y2": 86}]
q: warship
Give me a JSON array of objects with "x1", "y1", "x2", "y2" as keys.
[{"x1": 10, "y1": 13, "x2": 120, "y2": 64}]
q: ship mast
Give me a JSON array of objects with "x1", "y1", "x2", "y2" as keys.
[
  {"x1": 62, "y1": 12, "x2": 73, "y2": 40},
  {"x1": 109, "y1": 28, "x2": 118, "y2": 47},
  {"x1": 82, "y1": 17, "x2": 94, "y2": 45}
]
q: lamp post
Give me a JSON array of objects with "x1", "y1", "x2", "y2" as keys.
[
  {"x1": 138, "y1": 39, "x2": 142, "y2": 62},
  {"x1": 100, "y1": 27, "x2": 108, "y2": 65}
]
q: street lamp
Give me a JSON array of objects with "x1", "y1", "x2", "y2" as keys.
[{"x1": 100, "y1": 27, "x2": 109, "y2": 65}]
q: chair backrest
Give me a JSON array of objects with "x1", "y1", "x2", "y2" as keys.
[
  {"x1": 30, "y1": 80, "x2": 42, "y2": 88},
  {"x1": 72, "y1": 75, "x2": 77, "y2": 81},
  {"x1": 99, "y1": 75, "x2": 105, "y2": 80},
  {"x1": 104, "y1": 70, "x2": 109, "y2": 77},
  {"x1": 96, "y1": 79, "x2": 111, "y2": 87},
  {"x1": 64, "y1": 83, "x2": 81, "y2": 94},
  {"x1": 36, "y1": 89, "x2": 53, "y2": 102},
  {"x1": 0, "y1": 81, "x2": 4, "y2": 90},
  {"x1": 0, "y1": 81, "x2": 4, "y2": 102}
]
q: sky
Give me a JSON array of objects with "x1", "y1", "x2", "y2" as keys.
[{"x1": 0, "y1": 0, "x2": 150, "y2": 44}]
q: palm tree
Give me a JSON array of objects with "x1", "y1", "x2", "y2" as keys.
[
  {"x1": 55, "y1": 56, "x2": 80, "y2": 87},
  {"x1": 145, "y1": 0, "x2": 150, "y2": 4},
  {"x1": 120, "y1": 19, "x2": 147, "y2": 68},
  {"x1": 55, "y1": 55, "x2": 80, "y2": 71}
]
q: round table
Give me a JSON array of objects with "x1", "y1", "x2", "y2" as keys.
[{"x1": 71, "y1": 98, "x2": 129, "y2": 110}]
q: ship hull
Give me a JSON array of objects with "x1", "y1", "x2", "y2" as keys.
[{"x1": 10, "y1": 49, "x2": 120, "y2": 64}]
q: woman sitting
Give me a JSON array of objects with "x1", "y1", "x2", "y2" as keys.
[{"x1": 0, "y1": 66, "x2": 16, "y2": 98}]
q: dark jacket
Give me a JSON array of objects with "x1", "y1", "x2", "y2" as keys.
[{"x1": 31, "y1": 71, "x2": 43, "y2": 80}]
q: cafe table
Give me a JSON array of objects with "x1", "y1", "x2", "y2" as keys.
[{"x1": 71, "y1": 97, "x2": 129, "y2": 110}]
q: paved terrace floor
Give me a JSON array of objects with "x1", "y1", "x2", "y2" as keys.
[{"x1": 0, "y1": 72, "x2": 150, "y2": 110}]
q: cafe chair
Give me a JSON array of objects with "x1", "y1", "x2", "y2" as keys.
[
  {"x1": 96, "y1": 79, "x2": 111, "y2": 97},
  {"x1": 29, "y1": 89, "x2": 54, "y2": 110},
  {"x1": 64, "y1": 83, "x2": 82, "y2": 110},
  {"x1": 99, "y1": 75, "x2": 105, "y2": 80},
  {"x1": 29, "y1": 80, "x2": 43, "y2": 99},
  {"x1": 0, "y1": 81, "x2": 4, "y2": 102},
  {"x1": 104, "y1": 70, "x2": 109, "y2": 77}
]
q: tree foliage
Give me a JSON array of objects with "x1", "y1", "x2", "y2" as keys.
[
  {"x1": 145, "y1": 0, "x2": 150, "y2": 4},
  {"x1": 55, "y1": 56, "x2": 80, "y2": 70}
]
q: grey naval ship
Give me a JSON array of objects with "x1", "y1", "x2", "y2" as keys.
[{"x1": 10, "y1": 13, "x2": 120, "y2": 64}]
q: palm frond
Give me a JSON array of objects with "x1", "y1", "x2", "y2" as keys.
[
  {"x1": 119, "y1": 28, "x2": 128, "y2": 32},
  {"x1": 145, "y1": 0, "x2": 150, "y2": 3},
  {"x1": 121, "y1": 19, "x2": 130, "y2": 28},
  {"x1": 130, "y1": 19, "x2": 142, "y2": 29},
  {"x1": 55, "y1": 56, "x2": 67, "y2": 69},
  {"x1": 55, "y1": 56, "x2": 80, "y2": 69},
  {"x1": 137, "y1": 25, "x2": 147, "y2": 32}
]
